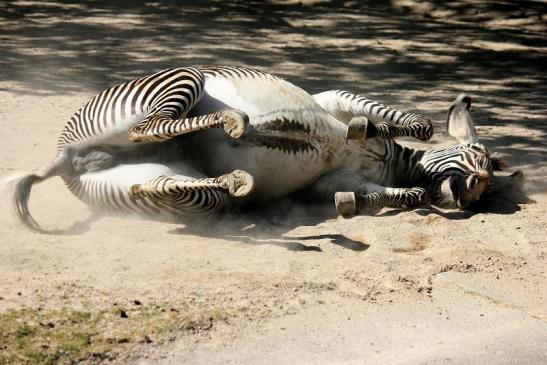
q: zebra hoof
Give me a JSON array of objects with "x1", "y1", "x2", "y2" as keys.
[
  {"x1": 346, "y1": 117, "x2": 376, "y2": 140},
  {"x1": 335, "y1": 192, "x2": 356, "y2": 218},
  {"x1": 223, "y1": 170, "x2": 255, "y2": 197},
  {"x1": 223, "y1": 109, "x2": 249, "y2": 139}
]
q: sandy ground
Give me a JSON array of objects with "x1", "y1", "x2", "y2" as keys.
[{"x1": 0, "y1": 1, "x2": 546, "y2": 364}]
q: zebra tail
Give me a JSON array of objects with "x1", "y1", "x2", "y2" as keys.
[
  {"x1": 12, "y1": 174, "x2": 46, "y2": 232},
  {"x1": 10, "y1": 150, "x2": 73, "y2": 232}
]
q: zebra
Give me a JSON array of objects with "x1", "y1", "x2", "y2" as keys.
[{"x1": 9, "y1": 66, "x2": 505, "y2": 231}]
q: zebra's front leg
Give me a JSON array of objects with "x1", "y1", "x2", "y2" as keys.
[
  {"x1": 129, "y1": 170, "x2": 255, "y2": 214},
  {"x1": 346, "y1": 116, "x2": 433, "y2": 142},
  {"x1": 128, "y1": 108, "x2": 249, "y2": 143},
  {"x1": 313, "y1": 90, "x2": 433, "y2": 141},
  {"x1": 335, "y1": 187, "x2": 428, "y2": 217}
]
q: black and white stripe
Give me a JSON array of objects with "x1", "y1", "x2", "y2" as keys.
[
  {"x1": 330, "y1": 90, "x2": 433, "y2": 141},
  {"x1": 56, "y1": 67, "x2": 205, "y2": 150},
  {"x1": 201, "y1": 66, "x2": 279, "y2": 81},
  {"x1": 421, "y1": 144, "x2": 493, "y2": 183},
  {"x1": 65, "y1": 171, "x2": 226, "y2": 218}
]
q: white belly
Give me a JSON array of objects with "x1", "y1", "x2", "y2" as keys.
[{"x1": 183, "y1": 73, "x2": 348, "y2": 201}]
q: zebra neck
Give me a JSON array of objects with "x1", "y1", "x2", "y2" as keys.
[{"x1": 388, "y1": 143, "x2": 427, "y2": 187}]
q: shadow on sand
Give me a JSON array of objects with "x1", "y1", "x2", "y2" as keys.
[{"x1": 167, "y1": 201, "x2": 369, "y2": 252}]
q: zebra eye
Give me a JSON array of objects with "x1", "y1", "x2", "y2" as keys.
[{"x1": 467, "y1": 174, "x2": 480, "y2": 190}]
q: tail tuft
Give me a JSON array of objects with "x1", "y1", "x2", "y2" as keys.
[
  {"x1": 4, "y1": 150, "x2": 72, "y2": 232},
  {"x1": 11, "y1": 174, "x2": 44, "y2": 232}
]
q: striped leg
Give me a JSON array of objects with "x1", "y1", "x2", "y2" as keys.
[
  {"x1": 313, "y1": 90, "x2": 433, "y2": 141},
  {"x1": 64, "y1": 163, "x2": 254, "y2": 218},
  {"x1": 305, "y1": 172, "x2": 428, "y2": 217},
  {"x1": 128, "y1": 108, "x2": 249, "y2": 143},
  {"x1": 335, "y1": 187, "x2": 428, "y2": 217},
  {"x1": 129, "y1": 170, "x2": 255, "y2": 210}
]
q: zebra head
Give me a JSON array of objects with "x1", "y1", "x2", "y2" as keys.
[
  {"x1": 421, "y1": 143, "x2": 494, "y2": 209},
  {"x1": 420, "y1": 94, "x2": 496, "y2": 209}
]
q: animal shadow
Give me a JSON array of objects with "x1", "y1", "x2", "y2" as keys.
[{"x1": 168, "y1": 200, "x2": 368, "y2": 252}]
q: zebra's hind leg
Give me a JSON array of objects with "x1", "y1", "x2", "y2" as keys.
[
  {"x1": 335, "y1": 187, "x2": 428, "y2": 217},
  {"x1": 128, "y1": 108, "x2": 249, "y2": 143},
  {"x1": 313, "y1": 90, "x2": 433, "y2": 141},
  {"x1": 129, "y1": 170, "x2": 254, "y2": 213}
]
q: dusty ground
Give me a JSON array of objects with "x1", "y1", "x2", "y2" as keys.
[{"x1": 0, "y1": 1, "x2": 546, "y2": 364}]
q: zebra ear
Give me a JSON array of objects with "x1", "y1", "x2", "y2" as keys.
[
  {"x1": 491, "y1": 156, "x2": 508, "y2": 171},
  {"x1": 447, "y1": 94, "x2": 480, "y2": 144},
  {"x1": 492, "y1": 170, "x2": 525, "y2": 192}
]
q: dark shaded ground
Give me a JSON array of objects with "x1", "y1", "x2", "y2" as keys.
[{"x1": 1, "y1": 0, "x2": 545, "y2": 176}]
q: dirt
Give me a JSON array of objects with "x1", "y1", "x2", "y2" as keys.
[{"x1": 0, "y1": 1, "x2": 546, "y2": 364}]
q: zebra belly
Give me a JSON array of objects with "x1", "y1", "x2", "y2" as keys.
[
  {"x1": 182, "y1": 72, "x2": 347, "y2": 201},
  {"x1": 192, "y1": 72, "x2": 346, "y2": 135},
  {"x1": 181, "y1": 130, "x2": 336, "y2": 203}
]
